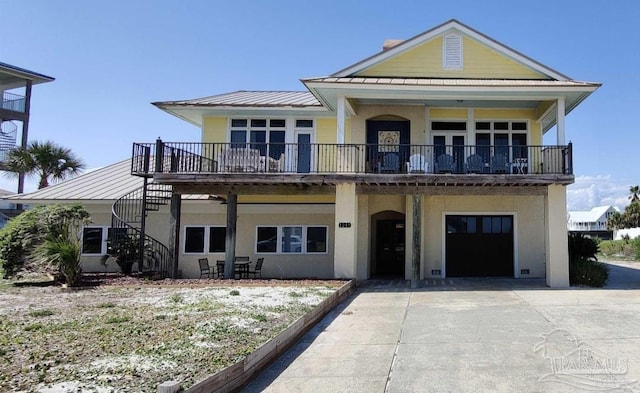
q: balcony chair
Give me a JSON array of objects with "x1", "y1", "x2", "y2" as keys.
[
  {"x1": 436, "y1": 153, "x2": 455, "y2": 173},
  {"x1": 491, "y1": 153, "x2": 510, "y2": 174},
  {"x1": 216, "y1": 260, "x2": 225, "y2": 278},
  {"x1": 377, "y1": 152, "x2": 400, "y2": 173},
  {"x1": 248, "y1": 257, "x2": 264, "y2": 279},
  {"x1": 219, "y1": 148, "x2": 261, "y2": 172},
  {"x1": 407, "y1": 154, "x2": 428, "y2": 173},
  {"x1": 465, "y1": 154, "x2": 484, "y2": 174},
  {"x1": 198, "y1": 258, "x2": 212, "y2": 278}
]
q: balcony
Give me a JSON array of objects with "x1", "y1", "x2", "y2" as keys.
[
  {"x1": 131, "y1": 140, "x2": 573, "y2": 188},
  {"x1": 1, "y1": 92, "x2": 26, "y2": 113}
]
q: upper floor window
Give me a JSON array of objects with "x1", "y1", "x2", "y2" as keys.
[
  {"x1": 443, "y1": 33, "x2": 463, "y2": 70},
  {"x1": 230, "y1": 118, "x2": 286, "y2": 158}
]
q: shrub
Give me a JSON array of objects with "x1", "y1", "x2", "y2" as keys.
[
  {"x1": 568, "y1": 233, "x2": 599, "y2": 262},
  {"x1": 0, "y1": 204, "x2": 90, "y2": 279},
  {"x1": 569, "y1": 258, "x2": 609, "y2": 287},
  {"x1": 598, "y1": 239, "x2": 636, "y2": 259},
  {"x1": 35, "y1": 234, "x2": 83, "y2": 286},
  {"x1": 633, "y1": 237, "x2": 640, "y2": 261},
  {"x1": 568, "y1": 233, "x2": 608, "y2": 287}
]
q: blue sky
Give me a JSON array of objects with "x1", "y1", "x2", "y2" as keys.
[{"x1": 1, "y1": 0, "x2": 638, "y2": 210}]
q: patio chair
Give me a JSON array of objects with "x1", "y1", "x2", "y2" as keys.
[
  {"x1": 436, "y1": 153, "x2": 455, "y2": 173},
  {"x1": 248, "y1": 257, "x2": 264, "y2": 279},
  {"x1": 377, "y1": 152, "x2": 400, "y2": 173},
  {"x1": 491, "y1": 153, "x2": 509, "y2": 174},
  {"x1": 465, "y1": 154, "x2": 484, "y2": 173},
  {"x1": 407, "y1": 154, "x2": 428, "y2": 173},
  {"x1": 198, "y1": 258, "x2": 212, "y2": 278},
  {"x1": 216, "y1": 260, "x2": 225, "y2": 278}
]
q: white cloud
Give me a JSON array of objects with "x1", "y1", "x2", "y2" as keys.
[{"x1": 567, "y1": 175, "x2": 633, "y2": 211}]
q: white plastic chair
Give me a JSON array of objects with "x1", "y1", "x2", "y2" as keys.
[{"x1": 407, "y1": 154, "x2": 428, "y2": 173}]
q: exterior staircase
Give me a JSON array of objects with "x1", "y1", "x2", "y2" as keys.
[
  {"x1": 0, "y1": 120, "x2": 17, "y2": 167},
  {"x1": 111, "y1": 179, "x2": 172, "y2": 278}
]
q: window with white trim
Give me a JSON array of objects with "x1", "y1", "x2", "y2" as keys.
[
  {"x1": 443, "y1": 33, "x2": 463, "y2": 70},
  {"x1": 183, "y1": 226, "x2": 226, "y2": 254},
  {"x1": 475, "y1": 121, "x2": 528, "y2": 162},
  {"x1": 230, "y1": 118, "x2": 286, "y2": 159},
  {"x1": 82, "y1": 226, "x2": 108, "y2": 255},
  {"x1": 256, "y1": 225, "x2": 328, "y2": 254}
]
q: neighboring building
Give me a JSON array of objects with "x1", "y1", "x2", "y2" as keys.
[
  {"x1": 0, "y1": 188, "x2": 22, "y2": 228},
  {"x1": 9, "y1": 20, "x2": 600, "y2": 287},
  {"x1": 567, "y1": 205, "x2": 619, "y2": 239},
  {"x1": 0, "y1": 62, "x2": 55, "y2": 194},
  {"x1": 614, "y1": 228, "x2": 640, "y2": 240}
]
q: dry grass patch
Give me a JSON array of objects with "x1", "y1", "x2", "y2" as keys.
[{"x1": 0, "y1": 281, "x2": 341, "y2": 392}]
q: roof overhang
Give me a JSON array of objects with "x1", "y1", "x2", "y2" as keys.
[
  {"x1": 152, "y1": 102, "x2": 331, "y2": 127},
  {"x1": 302, "y1": 77, "x2": 600, "y2": 132},
  {"x1": 0, "y1": 62, "x2": 55, "y2": 90}
]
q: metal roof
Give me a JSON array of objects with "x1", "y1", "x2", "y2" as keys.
[
  {"x1": 568, "y1": 206, "x2": 619, "y2": 224},
  {"x1": 302, "y1": 77, "x2": 600, "y2": 88},
  {"x1": 153, "y1": 91, "x2": 321, "y2": 108},
  {"x1": 6, "y1": 159, "x2": 210, "y2": 203}
]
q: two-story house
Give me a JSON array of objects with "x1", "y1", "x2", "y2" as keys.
[
  {"x1": 0, "y1": 62, "x2": 55, "y2": 194},
  {"x1": 10, "y1": 20, "x2": 599, "y2": 287}
]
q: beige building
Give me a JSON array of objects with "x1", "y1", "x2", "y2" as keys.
[{"x1": 11, "y1": 20, "x2": 599, "y2": 287}]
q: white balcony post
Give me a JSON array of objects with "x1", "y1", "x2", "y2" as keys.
[
  {"x1": 337, "y1": 95, "x2": 345, "y2": 144},
  {"x1": 556, "y1": 98, "x2": 566, "y2": 145}
]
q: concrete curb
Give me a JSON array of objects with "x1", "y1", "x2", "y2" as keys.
[{"x1": 184, "y1": 280, "x2": 355, "y2": 393}]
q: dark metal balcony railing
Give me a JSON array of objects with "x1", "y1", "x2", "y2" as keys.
[
  {"x1": 132, "y1": 140, "x2": 572, "y2": 176},
  {"x1": 1, "y1": 92, "x2": 26, "y2": 113}
]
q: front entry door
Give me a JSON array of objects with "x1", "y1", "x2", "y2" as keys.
[
  {"x1": 375, "y1": 219, "x2": 405, "y2": 277},
  {"x1": 366, "y1": 120, "x2": 410, "y2": 173}
]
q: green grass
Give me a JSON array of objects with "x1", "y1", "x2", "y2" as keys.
[{"x1": 28, "y1": 309, "x2": 54, "y2": 317}]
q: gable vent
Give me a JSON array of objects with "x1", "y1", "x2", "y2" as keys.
[{"x1": 443, "y1": 33, "x2": 463, "y2": 70}]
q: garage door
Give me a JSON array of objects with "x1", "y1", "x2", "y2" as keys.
[{"x1": 445, "y1": 215, "x2": 514, "y2": 277}]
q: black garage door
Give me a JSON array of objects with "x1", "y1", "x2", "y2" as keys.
[{"x1": 446, "y1": 215, "x2": 514, "y2": 277}]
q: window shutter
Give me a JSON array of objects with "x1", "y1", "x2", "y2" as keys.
[{"x1": 443, "y1": 33, "x2": 463, "y2": 70}]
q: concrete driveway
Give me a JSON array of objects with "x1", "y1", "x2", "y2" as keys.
[{"x1": 244, "y1": 261, "x2": 640, "y2": 392}]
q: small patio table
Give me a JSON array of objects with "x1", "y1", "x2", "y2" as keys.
[{"x1": 234, "y1": 261, "x2": 250, "y2": 279}]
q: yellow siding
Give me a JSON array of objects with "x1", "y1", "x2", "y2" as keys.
[
  {"x1": 316, "y1": 118, "x2": 337, "y2": 144},
  {"x1": 356, "y1": 35, "x2": 547, "y2": 79},
  {"x1": 239, "y1": 195, "x2": 335, "y2": 204},
  {"x1": 429, "y1": 108, "x2": 468, "y2": 119},
  {"x1": 202, "y1": 117, "x2": 227, "y2": 143}
]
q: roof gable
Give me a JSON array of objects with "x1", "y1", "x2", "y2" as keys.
[{"x1": 332, "y1": 20, "x2": 568, "y2": 81}]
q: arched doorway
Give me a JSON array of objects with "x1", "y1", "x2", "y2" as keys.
[{"x1": 371, "y1": 211, "x2": 406, "y2": 278}]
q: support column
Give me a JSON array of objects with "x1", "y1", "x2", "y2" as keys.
[
  {"x1": 337, "y1": 95, "x2": 345, "y2": 144},
  {"x1": 556, "y1": 98, "x2": 566, "y2": 145},
  {"x1": 411, "y1": 194, "x2": 422, "y2": 288},
  {"x1": 334, "y1": 183, "x2": 357, "y2": 278},
  {"x1": 224, "y1": 193, "x2": 237, "y2": 279},
  {"x1": 17, "y1": 80, "x2": 32, "y2": 195},
  {"x1": 545, "y1": 185, "x2": 569, "y2": 287},
  {"x1": 168, "y1": 192, "x2": 182, "y2": 278}
]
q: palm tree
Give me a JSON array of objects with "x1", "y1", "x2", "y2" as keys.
[
  {"x1": 629, "y1": 185, "x2": 640, "y2": 203},
  {"x1": 5, "y1": 140, "x2": 85, "y2": 189}
]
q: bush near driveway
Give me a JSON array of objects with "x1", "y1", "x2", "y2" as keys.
[{"x1": 568, "y1": 233, "x2": 609, "y2": 287}]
